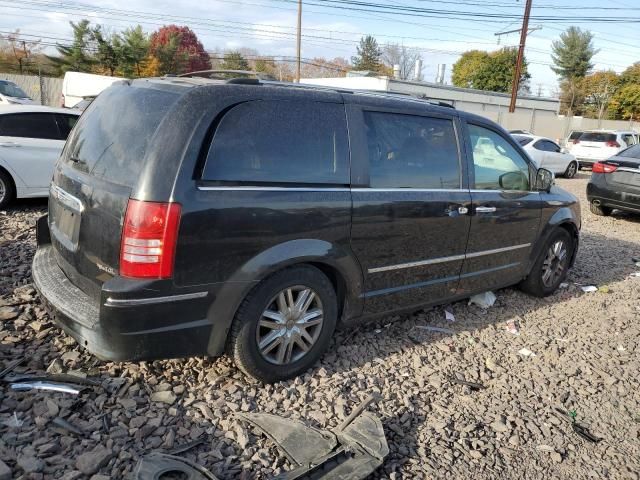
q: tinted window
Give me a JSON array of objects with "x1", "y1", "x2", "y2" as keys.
[
  {"x1": 468, "y1": 124, "x2": 530, "y2": 191},
  {"x1": 63, "y1": 84, "x2": 180, "y2": 187},
  {"x1": 621, "y1": 134, "x2": 637, "y2": 146},
  {"x1": 619, "y1": 144, "x2": 640, "y2": 159},
  {"x1": 56, "y1": 114, "x2": 78, "y2": 139},
  {"x1": 568, "y1": 131, "x2": 583, "y2": 140},
  {"x1": 203, "y1": 100, "x2": 349, "y2": 185},
  {"x1": 513, "y1": 135, "x2": 533, "y2": 146},
  {"x1": 0, "y1": 80, "x2": 29, "y2": 98},
  {"x1": 534, "y1": 140, "x2": 560, "y2": 152},
  {"x1": 363, "y1": 111, "x2": 460, "y2": 189},
  {"x1": 579, "y1": 132, "x2": 616, "y2": 143},
  {"x1": 0, "y1": 113, "x2": 61, "y2": 140}
]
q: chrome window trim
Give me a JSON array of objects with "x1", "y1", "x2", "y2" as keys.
[
  {"x1": 367, "y1": 243, "x2": 531, "y2": 274},
  {"x1": 197, "y1": 186, "x2": 350, "y2": 192},
  {"x1": 469, "y1": 189, "x2": 540, "y2": 194},
  {"x1": 105, "y1": 291, "x2": 208, "y2": 307},
  {"x1": 50, "y1": 184, "x2": 84, "y2": 213},
  {"x1": 352, "y1": 188, "x2": 466, "y2": 193}
]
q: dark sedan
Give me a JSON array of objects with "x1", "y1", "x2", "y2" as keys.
[{"x1": 587, "y1": 144, "x2": 640, "y2": 216}]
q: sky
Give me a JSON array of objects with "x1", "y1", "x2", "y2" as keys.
[{"x1": 1, "y1": 0, "x2": 639, "y2": 97}]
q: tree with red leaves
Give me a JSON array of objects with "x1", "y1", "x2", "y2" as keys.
[{"x1": 148, "y1": 25, "x2": 210, "y2": 75}]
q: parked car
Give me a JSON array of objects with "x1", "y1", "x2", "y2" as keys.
[
  {"x1": 571, "y1": 130, "x2": 639, "y2": 168},
  {"x1": 586, "y1": 144, "x2": 640, "y2": 216},
  {"x1": 32, "y1": 78, "x2": 581, "y2": 382},
  {"x1": 0, "y1": 80, "x2": 35, "y2": 105},
  {"x1": 61, "y1": 71, "x2": 123, "y2": 108},
  {"x1": 0, "y1": 105, "x2": 80, "y2": 208},
  {"x1": 564, "y1": 130, "x2": 583, "y2": 152},
  {"x1": 512, "y1": 134, "x2": 579, "y2": 178}
]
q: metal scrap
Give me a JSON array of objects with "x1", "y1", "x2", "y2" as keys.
[
  {"x1": 166, "y1": 436, "x2": 207, "y2": 455},
  {"x1": 51, "y1": 417, "x2": 85, "y2": 436},
  {"x1": 3, "y1": 373, "x2": 101, "y2": 387},
  {"x1": 450, "y1": 377, "x2": 485, "y2": 391},
  {"x1": 134, "y1": 452, "x2": 219, "y2": 480},
  {"x1": 237, "y1": 393, "x2": 389, "y2": 480},
  {"x1": 0, "y1": 357, "x2": 24, "y2": 379},
  {"x1": 10, "y1": 381, "x2": 82, "y2": 394}
]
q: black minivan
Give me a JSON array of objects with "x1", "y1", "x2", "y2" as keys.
[{"x1": 33, "y1": 78, "x2": 580, "y2": 382}]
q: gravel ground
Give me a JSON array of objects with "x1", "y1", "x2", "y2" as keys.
[{"x1": 0, "y1": 174, "x2": 639, "y2": 479}]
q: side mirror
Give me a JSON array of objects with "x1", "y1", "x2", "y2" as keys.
[
  {"x1": 535, "y1": 168, "x2": 554, "y2": 192},
  {"x1": 499, "y1": 171, "x2": 528, "y2": 190},
  {"x1": 560, "y1": 147, "x2": 568, "y2": 154}
]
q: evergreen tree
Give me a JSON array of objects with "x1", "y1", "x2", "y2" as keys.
[
  {"x1": 351, "y1": 35, "x2": 382, "y2": 72},
  {"x1": 48, "y1": 20, "x2": 95, "y2": 73},
  {"x1": 120, "y1": 26, "x2": 149, "y2": 77},
  {"x1": 551, "y1": 27, "x2": 598, "y2": 80},
  {"x1": 220, "y1": 52, "x2": 249, "y2": 71}
]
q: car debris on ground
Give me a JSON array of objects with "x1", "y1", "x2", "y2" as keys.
[{"x1": 468, "y1": 291, "x2": 497, "y2": 308}]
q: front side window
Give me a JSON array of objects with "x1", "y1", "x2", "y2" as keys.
[
  {"x1": 203, "y1": 100, "x2": 349, "y2": 185},
  {"x1": 468, "y1": 124, "x2": 530, "y2": 191},
  {"x1": 534, "y1": 140, "x2": 560, "y2": 153},
  {"x1": 621, "y1": 134, "x2": 637, "y2": 146},
  {"x1": 363, "y1": 111, "x2": 460, "y2": 189},
  {"x1": 0, "y1": 113, "x2": 60, "y2": 140}
]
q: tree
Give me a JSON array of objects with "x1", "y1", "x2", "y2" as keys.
[
  {"x1": 452, "y1": 50, "x2": 490, "y2": 88},
  {"x1": 551, "y1": 27, "x2": 598, "y2": 80},
  {"x1": 220, "y1": 51, "x2": 249, "y2": 71},
  {"x1": 48, "y1": 20, "x2": 95, "y2": 74},
  {"x1": 0, "y1": 30, "x2": 43, "y2": 74},
  {"x1": 619, "y1": 62, "x2": 640, "y2": 86},
  {"x1": 351, "y1": 35, "x2": 382, "y2": 72},
  {"x1": 120, "y1": 26, "x2": 150, "y2": 77},
  {"x1": 381, "y1": 43, "x2": 422, "y2": 80},
  {"x1": 610, "y1": 84, "x2": 640, "y2": 120},
  {"x1": 581, "y1": 70, "x2": 618, "y2": 120},
  {"x1": 451, "y1": 48, "x2": 528, "y2": 93},
  {"x1": 301, "y1": 57, "x2": 350, "y2": 78},
  {"x1": 148, "y1": 25, "x2": 210, "y2": 75},
  {"x1": 92, "y1": 26, "x2": 121, "y2": 76}
]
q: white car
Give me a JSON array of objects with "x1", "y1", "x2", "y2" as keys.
[
  {"x1": 571, "y1": 130, "x2": 639, "y2": 168},
  {"x1": 0, "y1": 105, "x2": 80, "y2": 208},
  {"x1": 512, "y1": 134, "x2": 579, "y2": 178},
  {"x1": 0, "y1": 80, "x2": 35, "y2": 105}
]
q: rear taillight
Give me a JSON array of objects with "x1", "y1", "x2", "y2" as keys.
[
  {"x1": 120, "y1": 199, "x2": 181, "y2": 279},
  {"x1": 573, "y1": 139, "x2": 580, "y2": 144},
  {"x1": 592, "y1": 162, "x2": 618, "y2": 174},
  {"x1": 606, "y1": 140, "x2": 620, "y2": 148}
]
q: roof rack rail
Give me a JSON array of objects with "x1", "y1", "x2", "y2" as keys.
[{"x1": 178, "y1": 69, "x2": 275, "y2": 81}]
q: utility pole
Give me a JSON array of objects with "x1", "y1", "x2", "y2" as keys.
[
  {"x1": 509, "y1": 0, "x2": 533, "y2": 113},
  {"x1": 296, "y1": 0, "x2": 302, "y2": 82}
]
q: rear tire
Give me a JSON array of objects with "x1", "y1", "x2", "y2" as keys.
[
  {"x1": 590, "y1": 201, "x2": 612, "y2": 216},
  {"x1": 0, "y1": 170, "x2": 15, "y2": 209},
  {"x1": 520, "y1": 229, "x2": 574, "y2": 297},
  {"x1": 227, "y1": 265, "x2": 337, "y2": 383},
  {"x1": 564, "y1": 161, "x2": 578, "y2": 178}
]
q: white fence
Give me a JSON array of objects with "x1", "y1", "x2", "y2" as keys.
[{"x1": 0, "y1": 73, "x2": 63, "y2": 107}]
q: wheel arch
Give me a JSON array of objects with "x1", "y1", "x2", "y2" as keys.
[
  {"x1": 205, "y1": 239, "x2": 364, "y2": 356},
  {"x1": 528, "y1": 209, "x2": 580, "y2": 273},
  {"x1": 0, "y1": 164, "x2": 17, "y2": 201}
]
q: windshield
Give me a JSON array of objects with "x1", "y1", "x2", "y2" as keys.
[
  {"x1": 513, "y1": 135, "x2": 533, "y2": 146},
  {"x1": 579, "y1": 132, "x2": 616, "y2": 143},
  {"x1": 0, "y1": 80, "x2": 29, "y2": 99},
  {"x1": 618, "y1": 144, "x2": 640, "y2": 159}
]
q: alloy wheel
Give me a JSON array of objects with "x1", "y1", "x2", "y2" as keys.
[
  {"x1": 256, "y1": 285, "x2": 324, "y2": 365},
  {"x1": 566, "y1": 162, "x2": 577, "y2": 178},
  {"x1": 0, "y1": 177, "x2": 5, "y2": 204},
  {"x1": 541, "y1": 240, "x2": 568, "y2": 288}
]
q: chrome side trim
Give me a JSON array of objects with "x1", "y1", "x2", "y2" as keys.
[
  {"x1": 105, "y1": 291, "x2": 208, "y2": 307},
  {"x1": 352, "y1": 188, "x2": 465, "y2": 193},
  {"x1": 469, "y1": 189, "x2": 540, "y2": 194},
  {"x1": 616, "y1": 167, "x2": 640, "y2": 174},
  {"x1": 368, "y1": 253, "x2": 466, "y2": 273},
  {"x1": 367, "y1": 243, "x2": 531, "y2": 274},
  {"x1": 465, "y1": 243, "x2": 531, "y2": 259},
  {"x1": 197, "y1": 186, "x2": 350, "y2": 192},
  {"x1": 50, "y1": 184, "x2": 84, "y2": 213}
]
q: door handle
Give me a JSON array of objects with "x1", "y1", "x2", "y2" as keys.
[{"x1": 476, "y1": 206, "x2": 497, "y2": 213}]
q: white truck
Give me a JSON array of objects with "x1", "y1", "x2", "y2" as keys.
[{"x1": 61, "y1": 72, "x2": 124, "y2": 108}]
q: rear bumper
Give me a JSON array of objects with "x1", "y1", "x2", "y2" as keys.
[
  {"x1": 586, "y1": 180, "x2": 640, "y2": 213},
  {"x1": 32, "y1": 244, "x2": 219, "y2": 361}
]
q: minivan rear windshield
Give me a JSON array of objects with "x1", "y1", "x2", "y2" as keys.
[
  {"x1": 579, "y1": 132, "x2": 616, "y2": 143},
  {"x1": 62, "y1": 83, "x2": 179, "y2": 187}
]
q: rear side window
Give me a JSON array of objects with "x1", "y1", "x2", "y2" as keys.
[
  {"x1": 0, "y1": 113, "x2": 61, "y2": 140},
  {"x1": 363, "y1": 111, "x2": 460, "y2": 189},
  {"x1": 203, "y1": 100, "x2": 349, "y2": 185},
  {"x1": 55, "y1": 114, "x2": 78, "y2": 139},
  {"x1": 621, "y1": 134, "x2": 637, "y2": 146},
  {"x1": 63, "y1": 84, "x2": 180, "y2": 187},
  {"x1": 534, "y1": 139, "x2": 560, "y2": 152},
  {"x1": 579, "y1": 132, "x2": 616, "y2": 143},
  {"x1": 619, "y1": 144, "x2": 640, "y2": 159},
  {"x1": 568, "y1": 131, "x2": 582, "y2": 140}
]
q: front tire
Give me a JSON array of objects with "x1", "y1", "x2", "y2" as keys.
[
  {"x1": 0, "y1": 170, "x2": 15, "y2": 209},
  {"x1": 564, "y1": 161, "x2": 578, "y2": 178},
  {"x1": 520, "y1": 229, "x2": 574, "y2": 297},
  {"x1": 227, "y1": 265, "x2": 337, "y2": 383},
  {"x1": 590, "y1": 201, "x2": 612, "y2": 216}
]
